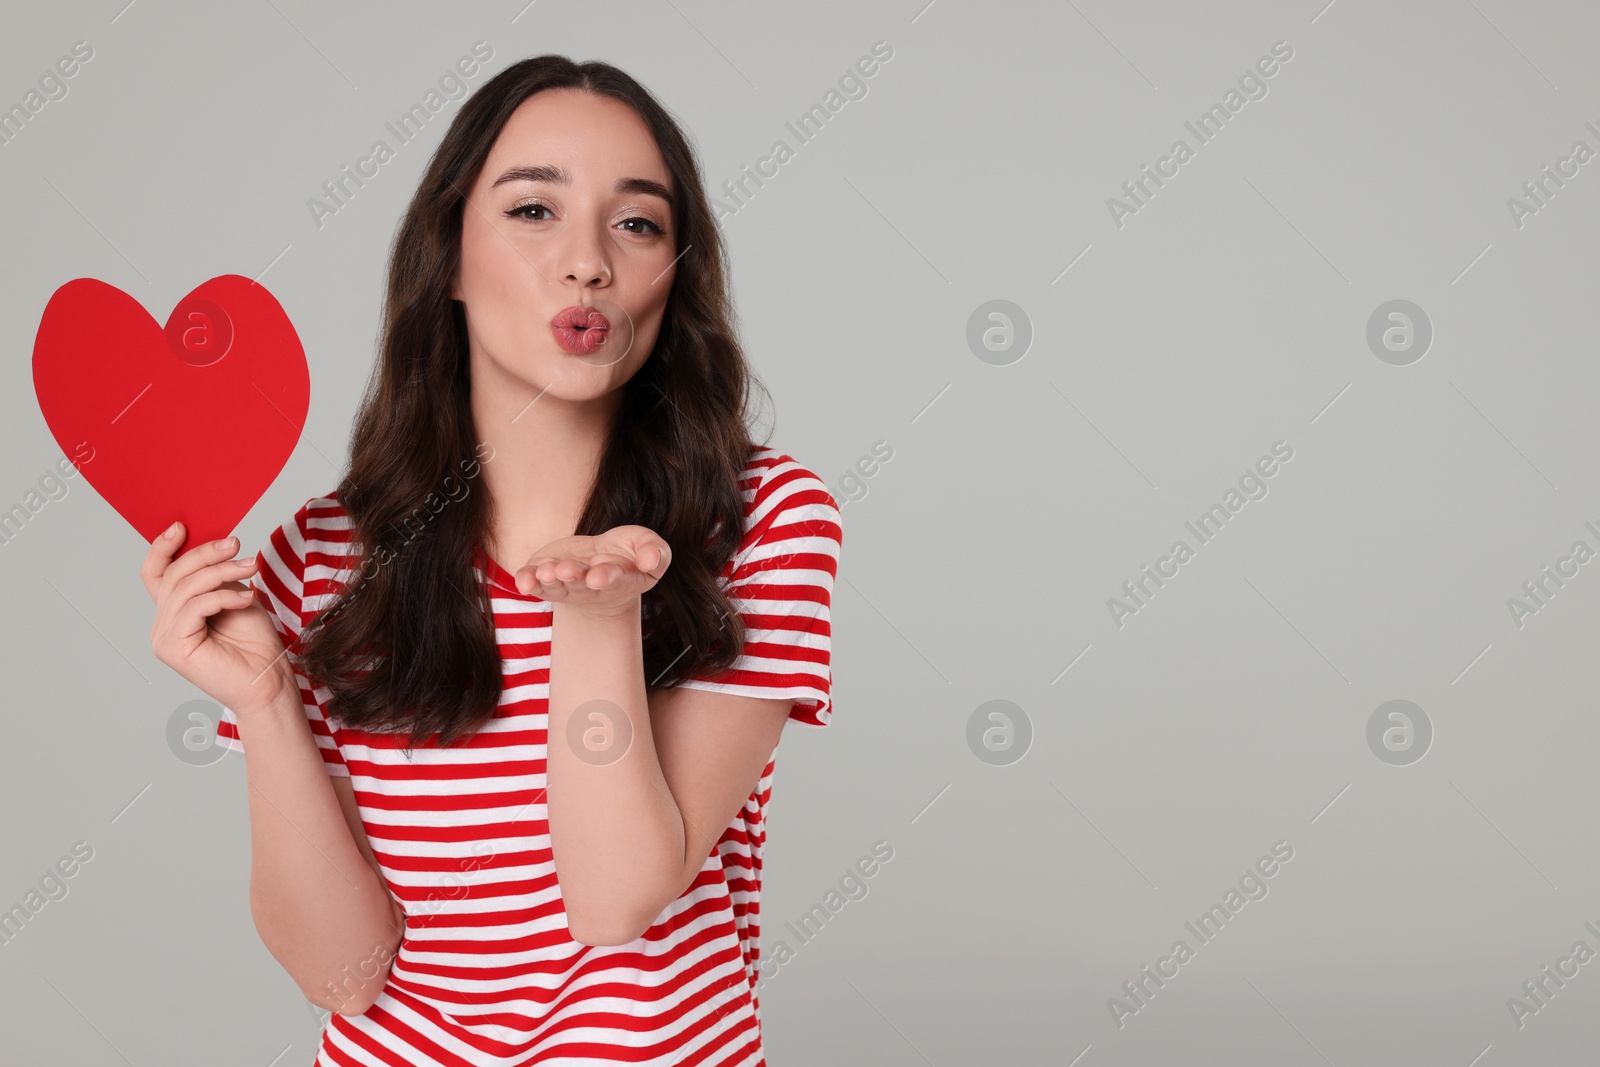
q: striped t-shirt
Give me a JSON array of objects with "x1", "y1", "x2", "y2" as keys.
[{"x1": 216, "y1": 446, "x2": 842, "y2": 1066}]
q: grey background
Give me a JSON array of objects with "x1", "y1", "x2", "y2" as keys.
[{"x1": 2, "y1": 0, "x2": 1598, "y2": 1064}]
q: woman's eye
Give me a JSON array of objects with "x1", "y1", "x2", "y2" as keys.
[
  {"x1": 503, "y1": 204, "x2": 662, "y2": 235},
  {"x1": 506, "y1": 202, "x2": 551, "y2": 221}
]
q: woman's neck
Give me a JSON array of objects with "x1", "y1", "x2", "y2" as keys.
[{"x1": 469, "y1": 368, "x2": 618, "y2": 573}]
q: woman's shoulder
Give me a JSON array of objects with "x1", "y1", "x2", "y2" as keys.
[
  {"x1": 257, "y1": 490, "x2": 360, "y2": 594},
  {"x1": 247, "y1": 491, "x2": 356, "y2": 640},
  {"x1": 268, "y1": 491, "x2": 355, "y2": 552},
  {"x1": 738, "y1": 443, "x2": 838, "y2": 513},
  {"x1": 729, "y1": 444, "x2": 842, "y2": 559}
]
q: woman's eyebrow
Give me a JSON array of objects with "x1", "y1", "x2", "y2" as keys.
[{"x1": 491, "y1": 164, "x2": 673, "y2": 209}]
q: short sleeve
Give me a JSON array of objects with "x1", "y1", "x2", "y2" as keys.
[
  {"x1": 215, "y1": 497, "x2": 351, "y2": 776},
  {"x1": 676, "y1": 455, "x2": 843, "y2": 727}
]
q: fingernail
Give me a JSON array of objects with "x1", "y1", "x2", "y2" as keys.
[
  {"x1": 214, "y1": 537, "x2": 233, "y2": 550},
  {"x1": 165, "y1": 522, "x2": 180, "y2": 538}
]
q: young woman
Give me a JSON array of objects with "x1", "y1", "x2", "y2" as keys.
[{"x1": 141, "y1": 55, "x2": 842, "y2": 1065}]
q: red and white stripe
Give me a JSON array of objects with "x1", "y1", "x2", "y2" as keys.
[{"x1": 217, "y1": 445, "x2": 841, "y2": 1065}]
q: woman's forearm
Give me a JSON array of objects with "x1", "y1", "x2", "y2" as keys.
[
  {"x1": 233, "y1": 684, "x2": 400, "y2": 1013},
  {"x1": 546, "y1": 600, "x2": 684, "y2": 945}
]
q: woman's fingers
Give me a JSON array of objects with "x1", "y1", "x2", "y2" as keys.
[
  {"x1": 550, "y1": 558, "x2": 589, "y2": 583},
  {"x1": 140, "y1": 521, "x2": 188, "y2": 601},
  {"x1": 152, "y1": 577, "x2": 256, "y2": 667},
  {"x1": 147, "y1": 530, "x2": 246, "y2": 604},
  {"x1": 527, "y1": 558, "x2": 587, "y2": 590},
  {"x1": 184, "y1": 587, "x2": 260, "y2": 626},
  {"x1": 172, "y1": 554, "x2": 257, "y2": 604},
  {"x1": 154, "y1": 543, "x2": 252, "y2": 638},
  {"x1": 638, "y1": 541, "x2": 669, "y2": 577},
  {"x1": 515, "y1": 539, "x2": 665, "y2": 602},
  {"x1": 524, "y1": 563, "x2": 584, "y2": 599},
  {"x1": 519, "y1": 561, "x2": 625, "y2": 600}
]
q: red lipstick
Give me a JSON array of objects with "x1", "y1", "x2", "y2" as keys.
[{"x1": 551, "y1": 305, "x2": 611, "y2": 355}]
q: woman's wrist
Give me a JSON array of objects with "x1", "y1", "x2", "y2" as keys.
[
  {"x1": 551, "y1": 596, "x2": 642, "y2": 625},
  {"x1": 230, "y1": 668, "x2": 304, "y2": 723}
]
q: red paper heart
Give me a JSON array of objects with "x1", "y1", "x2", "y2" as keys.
[{"x1": 32, "y1": 275, "x2": 309, "y2": 558}]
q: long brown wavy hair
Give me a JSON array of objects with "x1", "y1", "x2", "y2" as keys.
[{"x1": 294, "y1": 55, "x2": 769, "y2": 750}]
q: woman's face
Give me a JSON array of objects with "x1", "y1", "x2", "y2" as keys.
[{"x1": 452, "y1": 88, "x2": 678, "y2": 404}]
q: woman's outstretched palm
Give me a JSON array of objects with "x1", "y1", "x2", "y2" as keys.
[{"x1": 513, "y1": 524, "x2": 672, "y2": 616}]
